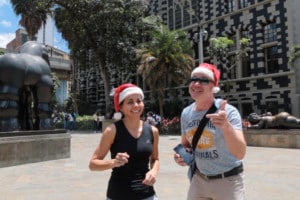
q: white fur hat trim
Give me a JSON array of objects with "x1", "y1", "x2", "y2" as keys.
[
  {"x1": 119, "y1": 87, "x2": 144, "y2": 104},
  {"x1": 191, "y1": 67, "x2": 214, "y2": 81}
]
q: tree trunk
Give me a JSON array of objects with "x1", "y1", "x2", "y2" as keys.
[
  {"x1": 98, "y1": 58, "x2": 112, "y2": 115},
  {"x1": 158, "y1": 95, "x2": 164, "y2": 119}
]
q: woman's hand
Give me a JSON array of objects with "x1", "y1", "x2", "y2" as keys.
[
  {"x1": 113, "y1": 152, "x2": 129, "y2": 168},
  {"x1": 142, "y1": 170, "x2": 157, "y2": 186}
]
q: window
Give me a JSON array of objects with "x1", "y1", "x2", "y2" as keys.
[
  {"x1": 241, "y1": 29, "x2": 249, "y2": 39},
  {"x1": 266, "y1": 101, "x2": 278, "y2": 115},
  {"x1": 228, "y1": 34, "x2": 237, "y2": 52},
  {"x1": 239, "y1": 0, "x2": 249, "y2": 9},
  {"x1": 241, "y1": 54, "x2": 251, "y2": 77},
  {"x1": 227, "y1": 0, "x2": 236, "y2": 13},
  {"x1": 241, "y1": 103, "x2": 253, "y2": 118},
  {"x1": 265, "y1": 46, "x2": 279, "y2": 73},
  {"x1": 227, "y1": 54, "x2": 237, "y2": 79},
  {"x1": 175, "y1": 5, "x2": 182, "y2": 29},
  {"x1": 183, "y1": 4, "x2": 191, "y2": 27},
  {"x1": 168, "y1": 8, "x2": 174, "y2": 29},
  {"x1": 264, "y1": 23, "x2": 277, "y2": 43}
]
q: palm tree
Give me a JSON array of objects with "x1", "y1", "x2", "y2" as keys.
[
  {"x1": 138, "y1": 24, "x2": 194, "y2": 118},
  {"x1": 10, "y1": 0, "x2": 51, "y2": 40}
]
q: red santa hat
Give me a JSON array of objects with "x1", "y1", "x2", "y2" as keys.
[
  {"x1": 113, "y1": 83, "x2": 144, "y2": 112},
  {"x1": 191, "y1": 63, "x2": 221, "y2": 93}
]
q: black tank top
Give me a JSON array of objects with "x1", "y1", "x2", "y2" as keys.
[{"x1": 107, "y1": 120, "x2": 155, "y2": 200}]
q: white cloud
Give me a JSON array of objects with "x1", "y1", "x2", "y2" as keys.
[
  {"x1": 0, "y1": 0, "x2": 9, "y2": 7},
  {"x1": 0, "y1": 19, "x2": 11, "y2": 27},
  {"x1": 0, "y1": 33, "x2": 14, "y2": 48}
]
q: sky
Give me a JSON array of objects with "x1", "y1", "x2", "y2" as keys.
[{"x1": 0, "y1": 0, "x2": 69, "y2": 52}]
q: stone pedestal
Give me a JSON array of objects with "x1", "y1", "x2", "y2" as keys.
[
  {"x1": 0, "y1": 129, "x2": 71, "y2": 168},
  {"x1": 244, "y1": 129, "x2": 300, "y2": 149}
]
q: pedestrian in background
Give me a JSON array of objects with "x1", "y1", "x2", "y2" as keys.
[
  {"x1": 89, "y1": 83, "x2": 160, "y2": 200},
  {"x1": 98, "y1": 112, "x2": 105, "y2": 132},
  {"x1": 174, "y1": 63, "x2": 246, "y2": 200},
  {"x1": 93, "y1": 111, "x2": 100, "y2": 133}
]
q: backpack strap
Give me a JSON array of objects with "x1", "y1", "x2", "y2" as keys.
[{"x1": 192, "y1": 103, "x2": 217, "y2": 151}]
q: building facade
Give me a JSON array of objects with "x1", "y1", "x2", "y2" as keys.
[{"x1": 147, "y1": 0, "x2": 300, "y2": 118}]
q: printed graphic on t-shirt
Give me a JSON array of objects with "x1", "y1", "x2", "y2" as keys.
[
  {"x1": 187, "y1": 128, "x2": 214, "y2": 149},
  {"x1": 186, "y1": 126, "x2": 219, "y2": 160}
]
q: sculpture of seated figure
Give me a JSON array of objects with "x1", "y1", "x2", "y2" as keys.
[
  {"x1": 0, "y1": 41, "x2": 53, "y2": 132},
  {"x1": 247, "y1": 112, "x2": 300, "y2": 129}
]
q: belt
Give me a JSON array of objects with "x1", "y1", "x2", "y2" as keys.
[{"x1": 199, "y1": 163, "x2": 243, "y2": 180}]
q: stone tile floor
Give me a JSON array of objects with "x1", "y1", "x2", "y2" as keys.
[{"x1": 1, "y1": 131, "x2": 300, "y2": 200}]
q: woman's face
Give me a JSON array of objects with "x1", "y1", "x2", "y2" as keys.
[{"x1": 120, "y1": 94, "x2": 144, "y2": 117}]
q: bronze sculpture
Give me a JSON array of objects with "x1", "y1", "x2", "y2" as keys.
[
  {"x1": 247, "y1": 112, "x2": 300, "y2": 129},
  {"x1": 0, "y1": 41, "x2": 53, "y2": 132}
]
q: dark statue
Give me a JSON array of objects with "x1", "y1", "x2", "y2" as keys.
[
  {"x1": 0, "y1": 41, "x2": 53, "y2": 132},
  {"x1": 247, "y1": 112, "x2": 300, "y2": 129}
]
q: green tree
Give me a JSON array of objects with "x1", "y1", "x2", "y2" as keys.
[
  {"x1": 207, "y1": 36, "x2": 250, "y2": 93},
  {"x1": 11, "y1": 0, "x2": 152, "y2": 114},
  {"x1": 289, "y1": 44, "x2": 300, "y2": 67},
  {"x1": 138, "y1": 22, "x2": 194, "y2": 118},
  {"x1": 208, "y1": 37, "x2": 250, "y2": 67},
  {"x1": 53, "y1": 0, "x2": 150, "y2": 114},
  {"x1": 10, "y1": 0, "x2": 51, "y2": 40}
]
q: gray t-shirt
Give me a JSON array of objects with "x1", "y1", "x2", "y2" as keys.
[{"x1": 181, "y1": 98, "x2": 243, "y2": 175}]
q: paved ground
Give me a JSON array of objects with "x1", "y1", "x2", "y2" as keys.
[{"x1": 1, "y1": 131, "x2": 300, "y2": 200}]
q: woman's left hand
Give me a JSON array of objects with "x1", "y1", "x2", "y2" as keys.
[{"x1": 142, "y1": 170, "x2": 157, "y2": 186}]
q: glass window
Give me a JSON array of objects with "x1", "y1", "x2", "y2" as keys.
[
  {"x1": 183, "y1": 4, "x2": 191, "y2": 27},
  {"x1": 239, "y1": 0, "x2": 249, "y2": 9},
  {"x1": 241, "y1": 54, "x2": 251, "y2": 77},
  {"x1": 227, "y1": 54, "x2": 237, "y2": 79},
  {"x1": 227, "y1": 0, "x2": 236, "y2": 13},
  {"x1": 241, "y1": 29, "x2": 249, "y2": 39},
  {"x1": 266, "y1": 101, "x2": 278, "y2": 115},
  {"x1": 265, "y1": 46, "x2": 279, "y2": 74},
  {"x1": 228, "y1": 34, "x2": 237, "y2": 52},
  {"x1": 175, "y1": 5, "x2": 182, "y2": 29},
  {"x1": 264, "y1": 23, "x2": 277, "y2": 43},
  {"x1": 168, "y1": 8, "x2": 174, "y2": 29}
]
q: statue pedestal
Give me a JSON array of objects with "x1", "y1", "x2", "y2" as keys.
[
  {"x1": 0, "y1": 129, "x2": 71, "y2": 168},
  {"x1": 244, "y1": 129, "x2": 300, "y2": 149}
]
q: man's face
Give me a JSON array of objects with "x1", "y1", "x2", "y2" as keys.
[{"x1": 188, "y1": 73, "x2": 214, "y2": 100}]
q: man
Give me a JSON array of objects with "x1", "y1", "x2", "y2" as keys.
[{"x1": 174, "y1": 63, "x2": 246, "y2": 200}]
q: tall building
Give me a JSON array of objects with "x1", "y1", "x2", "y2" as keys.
[
  {"x1": 36, "y1": 16, "x2": 54, "y2": 46},
  {"x1": 147, "y1": 0, "x2": 300, "y2": 118}
]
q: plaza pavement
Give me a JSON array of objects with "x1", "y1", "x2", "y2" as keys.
[{"x1": 1, "y1": 130, "x2": 300, "y2": 200}]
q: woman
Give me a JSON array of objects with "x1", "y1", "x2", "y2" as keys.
[{"x1": 89, "y1": 83, "x2": 160, "y2": 200}]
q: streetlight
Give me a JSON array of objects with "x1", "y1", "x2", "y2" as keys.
[
  {"x1": 174, "y1": 0, "x2": 207, "y2": 64},
  {"x1": 186, "y1": 8, "x2": 207, "y2": 64},
  {"x1": 199, "y1": 29, "x2": 208, "y2": 64}
]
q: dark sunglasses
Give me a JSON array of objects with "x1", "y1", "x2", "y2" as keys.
[{"x1": 189, "y1": 77, "x2": 214, "y2": 85}]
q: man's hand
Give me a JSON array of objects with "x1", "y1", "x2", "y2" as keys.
[{"x1": 206, "y1": 100, "x2": 229, "y2": 129}]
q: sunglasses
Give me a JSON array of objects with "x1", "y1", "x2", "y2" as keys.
[{"x1": 189, "y1": 77, "x2": 214, "y2": 85}]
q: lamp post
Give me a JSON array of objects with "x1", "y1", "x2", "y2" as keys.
[
  {"x1": 199, "y1": 29, "x2": 207, "y2": 64},
  {"x1": 174, "y1": 0, "x2": 207, "y2": 64}
]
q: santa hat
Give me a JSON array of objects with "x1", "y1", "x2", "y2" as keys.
[
  {"x1": 191, "y1": 63, "x2": 221, "y2": 93},
  {"x1": 113, "y1": 83, "x2": 144, "y2": 112}
]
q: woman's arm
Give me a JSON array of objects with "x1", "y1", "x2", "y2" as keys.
[
  {"x1": 89, "y1": 124, "x2": 125, "y2": 171},
  {"x1": 143, "y1": 126, "x2": 160, "y2": 186}
]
